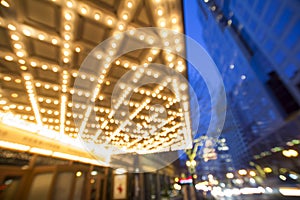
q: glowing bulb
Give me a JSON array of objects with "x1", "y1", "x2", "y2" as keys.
[
  {"x1": 118, "y1": 24, "x2": 124, "y2": 30},
  {"x1": 11, "y1": 34, "x2": 19, "y2": 41},
  {"x1": 38, "y1": 34, "x2": 45, "y2": 40},
  {"x1": 66, "y1": 1, "x2": 73, "y2": 8},
  {"x1": 8, "y1": 24, "x2": 16, "y2": 31},
  {"x1": 65, "y1": 12, "x2": 72, "y2": 20},
  {"x1": 157, "y1": 9, "x2": 163, "y2": 16},
  {"x1": 127, "y1": 1, "x2": 133, "y2": 8},
  {"x1": 63, "y1": 58, "x2": 69, "y2": 63},
  {"x1": 122, "y1": 13, "x2": 128, "y2": 20},
  {"x1": 16, "y1": 51, "x2": 24, "y2": 57},
  {"x1": 81, "y1": 7, "x2": 87, "y2": 15},
  {"x1": 1, "y1": 0, "x2": 10, "y2": 7},
  {"x1": 171, "y1": 17, "x2": 177, "y2": 24},
  {"x1": 159, "y1": 19, "x2": 166, "y2": 27},
  {"x1": 4, "y1": 55, "x2": 13, "y2": 61},
  {"x1": 94, "y1": 13, "x2": 101, "y2": 20},
  {"x1": 64, "y1": 24, "x2": 71, "y2": 31},
  {"x1": 75, "y1": 47, "x2": 81, "y2": 52},
  {"x1": 64, "y1": 34, "x2": 71, "y2": 41},
  {"x1": 52, "y1": 38, "x2": 58, "y2": 44},
  {"x1": 107, "y1": 18, "x2": 113, "y2": 25}
]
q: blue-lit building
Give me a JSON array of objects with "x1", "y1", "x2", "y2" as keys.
[{"x1": 186, "y1": 0, "x2": 300, "y2": 168}]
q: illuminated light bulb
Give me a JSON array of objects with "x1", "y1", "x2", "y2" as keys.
[
  {"x1": 94, "y1": 13, "x2": 101, "y2": 20},
  {"x1": 147, "y1": 57, "x2": 153, "y2": 62},
  {"x1": 8, "y1": 24, "x2": 16, "y2": 31},
  {"x1": 41, "y1": 64, "x2": 48, "y2": 70},
  {"x1": 118, "y1": 24, "x2": 124, "y2": 30},
  {"x1": 124, "y1": 62, "x2": 129, "y2": 68},
  {"x1": 139, "y1": 34, "x2": 145, "y2": 40},
  {"x1": 1, "y1": 0, "x2": 10, "y2": 7},
  {"x1": 157, "y1": 8, "x2": 163, "y2": 16},
  {"x1": 18, "y1": 59, "x2": 25, "y2": 64},
  {"x1": 159, "y1": 19, "x2": 166, "y2": 27},
  {"x1": 122, "y1": 13, "x2": 128, "y2": 20},
  {"x1": 115, "y1": 60, "x2": 120, "y2": 65},
  {"x1": 64, "y1": 43, "x2": 70, "y2": 48},
  {"x1": 105, "y1": 81, "x2": 110, "y2": 85},
  {"x1": 38, "y1": 34, "x2": 45, "y2": 40},
  {"x1": 52, "y1": 66, "x2": 58, "y2": 72},
  {"x1": 107, "y1": 18, "x2": 113, "y2": 25},
  {"x1": 63, "y1": 57, "x2": 69, "y2": 63},
  {"x1": 4, "y1": 55, "x2": 13, "y2": 61},
  {"x1": 65, "y1": 12, "x2": 72, "y2": 20},
  {"x1": 167, "y1": 55, "x2": 173, "y2": 62},
  {"x1": 241, "y1": 75, "x2": 246, "y2": 80},
  {"x1": 30, "y1": 61, "x2": 37, "y2": 67},
  {"x1": 11, "y1": 34, "x2": 19, "y2": 41},
  {"x1": 64, "y1": 34, "x2": 71, "y2": 41},
  {"x1": 63, "y1": 50, "x2": 70, "y2": 56},
  {"x1": 66, "y1": 0, "x2": 73, "y2": 8},
  {"x1": 64, "y1": 24, "x2": 71, "y2": 31},
  {"x1": 50, "y1": 38, "x2": 57, "y2": 45},
  {"x1": 80, "y1": 7, "x2": 87, "y2": 15},
  {"x1": 70, "y1": 47, "x2": 79, "y2": 54},
  {"x1": 15, "y1": 79, "x2": 21, "y2": 83},
  {"x1": 3, "y1": 76, "x2": 11, "y2": 81},
  {"x1": 16, "y1": 51, "x2": 24, "y2": 57},
  {"x1": 177, "y1": 64, "x2": 185, "y2": 72},
  {"x1": 171, "y1": 17, "x2": 177, "y2": 24},
  {"x1": 127, "y1": 1, "x2": 133, "y2": 8},
  {"x1": 20, "y1": 65, "x2": 27, "y2": 70}
]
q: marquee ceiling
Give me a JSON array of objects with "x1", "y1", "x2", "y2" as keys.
[{"x1": 0, "y1": 0, "x2": 191, "y2": 159}]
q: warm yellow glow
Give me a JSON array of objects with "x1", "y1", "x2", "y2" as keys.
[
  {"x1": 0, "y1": 140, "x2": 30, "y2": 151},
  {"x1": 52, "y1": 38, "x2": 58, "y2": 44},
  {"x1": 107, "y1": 18, "x2": 113, "y2": 25},
  {"x1": 11, "y1": 34, "x2": 19, "y2": 41},
  {"x1": 226, "y1": 172, "x2": 234, "y2": 179},
  {"x1": 157, "y1": 8, "x2": 163, "y2": 16},
  {"x1": 11, "y1": 93, "x2": 18, "y2": 98},
  {"x1": 64, "y1": 24, "x2": 71, "y2": 31},
  {"x1": 38, "y1": 34, "x2": 45, "y2": 40},
  {"x1": 171, "y1": 17, "x2": 177, "y2": 24},
  {"x1": 249, "y1": 171, "x2": 256, "y2": 177},
  {"x1": 4, "y1": 55, "x2": 13, "y2": 61},
  {"x1": 8, "y1": 24, "x2": 16, "y2": 31},
  {"x1": 66, "y1": 1, "x2": 73, "y2": 8},
  {"x1": 29, "y1": 147, "x2": 53, "y2": 156},
  {"x1": 94, "y1": 13, "x2": 100, "y2": 20},
  {"x1": 159, "y1": 19, "x2": 166, "y2": 27},
  {"x1": 73, "y1": 47, "x2": 80, "y2": 53},
  {"x1": 279, "y1": 187, "x2": 300, "y2": 196},
  {"x1": 118, "y1": 24, "x2": 124, "y2": 30},
  {"x1": 20, "y1": 65, "x2": 27, "y2": 70},
  {"x1": 80, "y1": 7, "x2": 87, "y2": 15},
  {"x1": 16, "y1": 51, "x2": 24, "y2": 57},
  {"x1": 127, "y1": 1, "x2": 133, "y2": 8},
  {"x1": 63, "y1": 58, "x2": 69, "y2": 63},
  {"x1": 76, "y1": 171, "x2": 82, "y2": 177},
  {"x1": 238, "y1": 169, "x2": 247, "y2": 176},
  {"x1": 1, "y1": 0, "x2": 10, "y2": 7},
  {"x1": 282, "y1": 149, "x2": 298, "y2": 157},
  {"x1": 65, "y1": 12, "x2": 72, "y2": 20},
  {"x1": 14, "y1": 43, "x2": 22, "y2": 49},
  {"x1": 122, "y1": 13, "x2": 128, "y2": 20}
]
